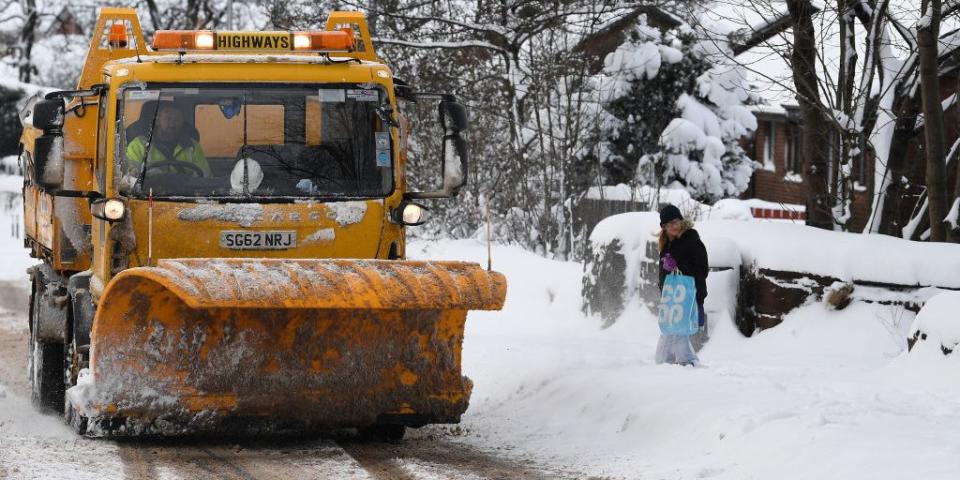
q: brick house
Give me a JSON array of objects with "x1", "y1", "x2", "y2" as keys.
[
  {"x1": 744, "y1": 66, "x2": 960, "y2": 235},
  {"x1": 741, "y1": 105, "x2": 876, "y2": 231}
]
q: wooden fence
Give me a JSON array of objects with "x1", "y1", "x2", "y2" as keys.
[{"x1": 572, "y1": 197, "x2": 650, "y2": 239}]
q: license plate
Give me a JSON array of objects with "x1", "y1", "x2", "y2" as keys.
[{"x1": 220, "y1": 231, "x2": 296, "y2": 250}]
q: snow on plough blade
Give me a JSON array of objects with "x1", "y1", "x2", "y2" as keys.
[{"x1": 66, "y1": 258, "x2": 507, "y2": 436}]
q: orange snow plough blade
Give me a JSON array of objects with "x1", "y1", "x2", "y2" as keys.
[{"x1": 67, "y1": 258, "x2": 506, "y2": 436}]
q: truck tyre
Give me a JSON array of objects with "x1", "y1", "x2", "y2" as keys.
[{"x1": 30, "y1": 279, "x2": 66, "y2": 414}]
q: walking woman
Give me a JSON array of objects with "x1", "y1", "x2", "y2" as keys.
[{"x1": 655, "y1": 205, "x2": 709, "y2": 366}]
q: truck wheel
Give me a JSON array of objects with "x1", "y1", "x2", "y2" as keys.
[
  {"x1": 29, "y1": 280, "x2": 66, "y2": 414},
  {"x1": 31, "y1": 340, "x2": 66, "y2": 413}
]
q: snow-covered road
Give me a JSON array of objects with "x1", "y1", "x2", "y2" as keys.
[{"x1": 0, "y1": 280, "x2": 592, "y2": 480}]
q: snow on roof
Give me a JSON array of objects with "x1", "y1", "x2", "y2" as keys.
[{"x1": 591, "y1": 211, "x2": 960, "y2": 289}]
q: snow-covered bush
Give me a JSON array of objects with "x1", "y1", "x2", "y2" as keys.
[
  {"x1": 596, "y1": 16, "x2": 759, "y2": 204},
  {"x1": 907, "y1": 291, "x2": 960, "y2": 358}
]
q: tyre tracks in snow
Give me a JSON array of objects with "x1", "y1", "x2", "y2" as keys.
[
  {"x1": 109, "y1": 435, "x2": 587, "y2": 480},
  {"x1": 114, "y1": 438, "x2": 375, "y2": 480},
  {"x1": 340, "y1": 436, "x2": 588, "y2": 480}
]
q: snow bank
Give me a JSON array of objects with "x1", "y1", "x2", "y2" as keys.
[
  {"x1": 410, "y1": 238, "x2": 960, "y2": 480},
  {"x1": 906, "y1": 291, "x2": 960, "y2": 358},
  {"x1": 886, "y1": 292, "x2": 960, "y2": 388}
]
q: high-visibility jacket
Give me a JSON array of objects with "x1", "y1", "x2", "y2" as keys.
[{"x1": 126, "y1": 136, "x2": 211, "y2": 176}]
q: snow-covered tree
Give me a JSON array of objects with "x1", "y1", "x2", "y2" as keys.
[{"x1": 596, "y1": 18, "x2": 758, "y2": 204}]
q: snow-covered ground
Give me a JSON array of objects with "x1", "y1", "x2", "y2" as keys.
[
  {"x1": 1, "y1": 169, "x2": 959, "y2": 478},
  {"x1": 411, "y1": 239, "x2": 960, "y2": 480}
]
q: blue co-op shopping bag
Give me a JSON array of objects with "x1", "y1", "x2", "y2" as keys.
[{"x1": 658, "y1": 271, "x2": 699, "y2": 336}]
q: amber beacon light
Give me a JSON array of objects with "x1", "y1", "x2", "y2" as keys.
[{"x1": 108, "y1": 23, "x2": 128, "y2": 47}]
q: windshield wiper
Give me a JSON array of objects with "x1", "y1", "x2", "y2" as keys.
[
  {"x1": 132, "y1": 94, "x2": 163, "y2": 194},
  {"x1": 240, "y1": 93, "x2": 250, "y2": 197}
]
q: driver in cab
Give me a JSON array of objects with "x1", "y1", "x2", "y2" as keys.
[{"x1": 125, "y1": 102, "x2": 211, "y2": 177}]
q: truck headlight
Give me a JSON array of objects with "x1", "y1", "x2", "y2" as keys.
[
  {"x1": 91, "y1": 198, "x2": 127, "y2": 222},
  {"x1": 392, "y1": 201, "x2": 427, "y2": 226},
  {"x1": 104, "y1": 199, "x2": 126, "y2": 220}
]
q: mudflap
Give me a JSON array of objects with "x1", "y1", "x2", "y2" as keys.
[{"x1": 68, "y1": 258, "x2": 506, "y2": 437}]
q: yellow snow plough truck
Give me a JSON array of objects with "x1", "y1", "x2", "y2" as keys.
[{"x1": 19, "y1": 8, "x2": 506, "y2": 438}]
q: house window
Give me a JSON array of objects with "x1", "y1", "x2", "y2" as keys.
[
  {"x1": 853, "y1": 151, "x2": 867, "y2": 191},
  {"x1": 761, "y1": 120, "x2": 775, "y2": 171},
  {"x1": 785, "y1": 124, "x2": 802, "y2": 175}
]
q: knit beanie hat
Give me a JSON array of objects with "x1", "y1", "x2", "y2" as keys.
[{"x1": 659, "y1": 205, "x2": 683, "y2": 226}]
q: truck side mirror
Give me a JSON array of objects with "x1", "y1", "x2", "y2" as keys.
[
  {"x1": 32, "y1": 99, "x2": 65, "y2": 131},
  {"x1": 406, "y1": 94, "x2": 470, "y2": 200},
  {"x1": 33, "y1": 135, "x2": 65, "y2": 189},
  {"x1": 31, "y1": 99, "x2": 66, "y2": 189},
  {"x1": 441, "y1": 134, "x2": 468, "y2": 194}
]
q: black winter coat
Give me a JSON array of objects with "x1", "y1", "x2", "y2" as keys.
[{"x1": 658, "y1": 228, "x2": 709, "y2": 305}]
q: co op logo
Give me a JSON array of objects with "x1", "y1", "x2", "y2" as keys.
[{"x1": 658, "y1": 284, "x2": 687, "y2": 325}]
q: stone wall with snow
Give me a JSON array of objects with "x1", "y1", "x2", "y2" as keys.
[{"x1": 582, "y1": 210, "x2": 960, "y2": 337}]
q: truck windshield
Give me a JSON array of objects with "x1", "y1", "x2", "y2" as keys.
[{"x1": 117, "y1": 84, "x2": 393, "y2": 199}]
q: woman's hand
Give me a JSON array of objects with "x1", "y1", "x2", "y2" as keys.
[{"x1": 663, "y1": 253, "x2": 678, "y2": 272}]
